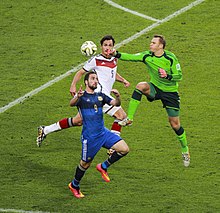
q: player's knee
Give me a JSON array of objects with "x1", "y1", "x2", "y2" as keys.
[
  {"x1": 117, "y1": 112, "x2": 127, "y2": 120},
  {"x1": 169, "y1": 119, "x2": 180, "y2": 130},
  {"x1": 136, "y1": 82, "x2": 150, "y2": 94},
  {"x1": 125, "y1": 146, "x2": 129, "y2": 155},
  {"x1": 113, "y1": 140, "x2": 129, "y2": 155},
  {"x1": 72, "y1": 117, "x2": 82, "y2": 126},
  {"x1": 136, "y1": 82, "x2": 144, "y2": 91},
  {"x1": 120, "y1": 143, "x2": 129, "y2": 155},
  {"x1": 76, "y1": 120, "x2": 83, "y2": 126},
  {"x1": 80, "y1": 160, "x2": 92, "y2": 169},
  {"x1": 114, "y1": 109, "x2": 127, "y2": 120}
]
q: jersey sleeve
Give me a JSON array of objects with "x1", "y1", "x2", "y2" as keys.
[
  {"x1": 83, "y1": 56, "x2": 96, "y2": 72},
  {"x1": 116, "y1": 51, "x2": 149, "y2": 62},
  {"x1": 75, "y1": 97, "x2": 82, "y2": 107},
  {"x1": 102, "y1": 93, "x2": 112, "y2": 105},
  {"x1": 169, "y1": 53, "x2": 182, "y2": 82}
]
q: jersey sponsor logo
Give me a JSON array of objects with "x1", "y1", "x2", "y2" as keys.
[{"x1": 95, "y1": 58, "x2": 117, "y2": 68}]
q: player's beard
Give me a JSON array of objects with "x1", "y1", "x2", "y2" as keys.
[{"x1": 88, "y1": 82, "x2": 97, "y2": 91}]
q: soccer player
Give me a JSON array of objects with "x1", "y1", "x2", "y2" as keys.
[
  {"x1": 113, "y1": 34, "x2": 190, "y2": 167},
  {"x1": 37, "y1": 35, "x2": 130, "y2": 148},
  {"x1": 68, "y1": 71, "x2": 129, "y2": 198}
]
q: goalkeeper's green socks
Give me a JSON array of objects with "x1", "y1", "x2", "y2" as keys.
[
  {"x1": 127, "y1": 89, "x2": 142, "y2": 120},
  {"x1": 175, "y1": 127, "x2": 189, "y2": 153}
]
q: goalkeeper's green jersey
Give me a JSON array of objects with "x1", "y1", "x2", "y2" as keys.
[{"x1": 117, "y1": 50, "x2": 182, "y2": 92}]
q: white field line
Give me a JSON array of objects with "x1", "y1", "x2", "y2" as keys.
[
  {"x1": 115, "y1": 0, "x2": 205, "y2": 48},
  {"x1": 103, "y1": 0, "x2": 161, "y2": 22},
  {"x1": 0, "y1": 208, "x2": 50, "y2": 213},
  {"x1": 0, "y1": 62, "x2": 85, "y2": 113},
  {"x1": 0, "y1": 0, "x2": 205, "y2": 114}
]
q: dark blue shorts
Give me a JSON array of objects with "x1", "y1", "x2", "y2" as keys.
[{"x1": 81, "y1": 127, "x2": 121, "y2": 162}]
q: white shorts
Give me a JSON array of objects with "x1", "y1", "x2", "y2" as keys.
[
  {"x1": 103, "y1": 104, "x2": 122, "y2": 117},
  {"x1": 95, "y1": 85, "x2": 121, "y2": 117}
]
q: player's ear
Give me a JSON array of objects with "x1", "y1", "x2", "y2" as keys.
[{"x1": 159, "y1": 43, "x2": 164, "y2": 49}]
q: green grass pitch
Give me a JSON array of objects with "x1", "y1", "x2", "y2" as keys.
[{"x1": 0, "y1": 0, "x2": 219, "y2": 212}]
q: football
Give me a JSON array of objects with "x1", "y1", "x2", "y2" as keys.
[{"x1": 80, "y1": 41, "x2": 97, "y2": 57}]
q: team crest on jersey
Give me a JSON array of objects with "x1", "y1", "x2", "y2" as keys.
[
  {"x1": 176, "y1": 63, "x2": 181, "y2": 70},
  {"x1": 98, "y1": 96, "x2": 103, "y2": 101}
]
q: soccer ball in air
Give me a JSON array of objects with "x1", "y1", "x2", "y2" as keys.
[{"x1": 80, "y1": 41, "x2": 97, "y2": 57}]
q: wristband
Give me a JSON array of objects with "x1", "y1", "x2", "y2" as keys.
[
  {"x1": 115, "y1": 51, "x2": 121, "y2": 58},
  {"x1": 165, "y1": 74, "x2": 173, "y2": 80}
]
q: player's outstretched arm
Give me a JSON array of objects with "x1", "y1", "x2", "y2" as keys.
[
  {"x1": 110, "y1": 48, "x2": 146, "y2": 62},
  {"x1": 70, "y1": 69, "x2": 86, "y2": 96},
  {"x1": 70, "y1": 85, "x2": 83, "y2": 106}
]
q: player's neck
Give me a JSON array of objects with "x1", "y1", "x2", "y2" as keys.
[
  {"x1": 101, "y1": 53, "x2": 112, "y2": 59},
  {"x1": 86, "y1": 88, "x2": 95, "y2": 94},
  {"x1": 154, "y1": 49, "x2": 164, "y2": 57}
]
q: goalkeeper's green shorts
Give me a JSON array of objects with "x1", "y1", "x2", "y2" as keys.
[{"x1": 147, "y1": 82, "x2": 180, "y2": 117}]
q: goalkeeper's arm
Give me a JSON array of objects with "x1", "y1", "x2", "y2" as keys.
[
  {"x1": 110, "y1": 49, "x2": 146, "y2": 62},
  {"x1": 115, "y1": 51, "x2": 146, "y2": 62}
]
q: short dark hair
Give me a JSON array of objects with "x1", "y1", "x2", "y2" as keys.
[
  {"x1": 154, "y1": 34, "x2": 166, "y2": 49},
  {"x1": 100, "y1": 35, "x2": 115, "y2": 45},
  {"x1": 84, "y1": 70, "x2": 97, "y2": 84}
]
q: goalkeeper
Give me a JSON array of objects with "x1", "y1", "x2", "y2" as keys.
[{"x1": 113, "y1": 34, "x2": 190, "y2": 167}]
